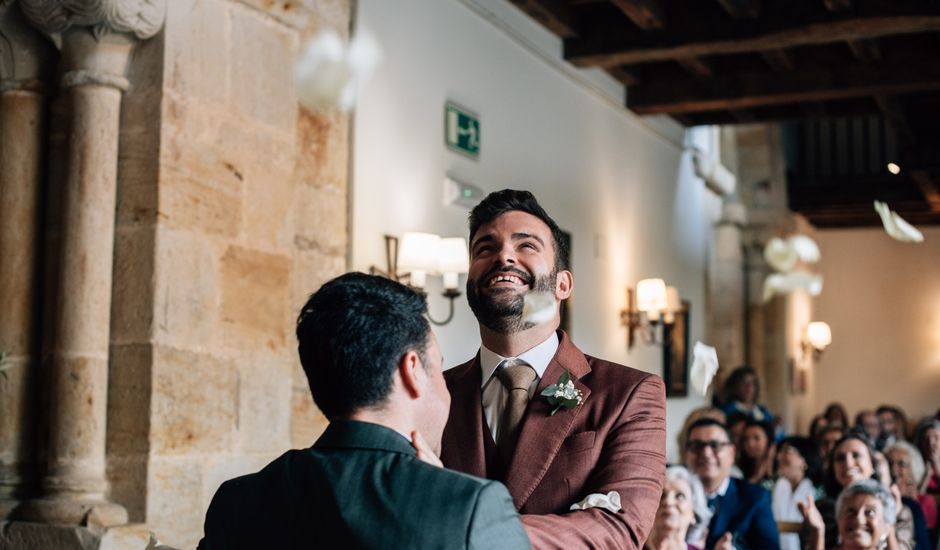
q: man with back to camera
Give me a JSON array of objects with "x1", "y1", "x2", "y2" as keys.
[
  {"x1": 683, "y1": 417, "x2": 780, "y2": 550},
  {"x1": 198, "y1": 272, "x2": 530, "y2": 549},
  {"x1": 440, "y1": 189, "x2": 667, "y2": 549}
]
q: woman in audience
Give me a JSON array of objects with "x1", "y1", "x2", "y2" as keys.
[
  {"x1": 803, "y1": 479, "x2": 898, "y2": 550},
  {"x1": 810, "y1": 415, "x2": 830, "y2": 441},
  {"x1": 772, "y1": 436, "x2": 823, "y2": 550},
  {"x1": 809, "y1": 435, "x2": 920, "y2": 549},
  {"x1": 914, "y1": 419, "x2": 940, "y2": 495},
  {"x1": 720, "y1": 366, "x2": 775, "y2": 424},
  {"x1": 739, "y1": 419, "x2": 776, "y2": 489},
  {"x1": 886, "y1": 441, "x2": 937, "y2": 544},
  {"x1": 824, "y1": 403, "x2": 850, "y2": 431},
  {"x1": 644, "y1": 465, "x2": 711, "y2": 550}
]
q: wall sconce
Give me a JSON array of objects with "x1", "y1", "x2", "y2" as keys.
[
  {"x1": 621, "y1": 278, "x2": 683, "y2": 348},
  {"x1": 803, "y1": 321, "x2": 832, "y2": 361},
  {"x1": 371, "y1": 232, "x2": 469, "y2": 325}
]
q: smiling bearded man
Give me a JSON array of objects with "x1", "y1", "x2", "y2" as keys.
[{"x1": 440, "y1": 189, "x2": 667, "y2": 550}]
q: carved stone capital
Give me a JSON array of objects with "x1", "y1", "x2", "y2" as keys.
[
  {"x1": 19, "y1": 0, "x2": 166, "y2": 41},
  {"x1": 0, "y1": 1, "x2": 57, "y2": 82}
]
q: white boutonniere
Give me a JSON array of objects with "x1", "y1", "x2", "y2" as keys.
[{"x1": 540, "y1": 369, "x2": 583, "y2": 416}]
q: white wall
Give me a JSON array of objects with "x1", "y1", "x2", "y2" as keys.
[
  {"x1": 811, "y1": 227, "x2": 940, "y2": 426},
  {"x1": 352, "y1": 0, "x2": 724, "y2": 462}
]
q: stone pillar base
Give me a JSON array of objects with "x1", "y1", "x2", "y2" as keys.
[
  {"x1": 0, "y1": 521, "x2": 161, "y2": 550},
  {"x1": 15, "y1": 496, "x2": 128, "y2": 528}
]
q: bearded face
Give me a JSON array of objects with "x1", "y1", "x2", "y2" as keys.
[{"x1": 466, "y1": 265, "x2": 557, "y2": 334}]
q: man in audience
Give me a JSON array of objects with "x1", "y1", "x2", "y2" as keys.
[
  {"x1": 199, "y1": 273, "x2": 530, "y2": 549},
  {"x1": 684, "y1": 418, "x2": 780, "y2": 550},
  {"x1": 441, "y1": 189, "x2": 667, "y2": 549},
  {"x1": 853, "y1": 409, "x2": 880, "y2": 447}
]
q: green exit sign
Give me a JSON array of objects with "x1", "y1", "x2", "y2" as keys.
[{"x1": 444, "y1": 102, "x2": 480, "y2": 159}]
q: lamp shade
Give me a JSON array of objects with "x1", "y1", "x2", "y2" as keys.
[
  {"x1": 438, "y1": 237, "x2": 469, "y2": 290},
  {"x1": 636, "y1": 278, "x2": 668, "y2": 313},
  {"x1": 806, "y1": 321, "x2": 832, "y2": 351},
  {"x1": 398, "y1": 232, "x2": 440, "y2": 288}
]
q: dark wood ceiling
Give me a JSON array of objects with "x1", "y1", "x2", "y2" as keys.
[{"x1": 508, "y1": 0, "x2": 940, "y2": 227}]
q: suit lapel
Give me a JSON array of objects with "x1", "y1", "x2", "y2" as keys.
[
  {"x1": 442, "y1": 357, "x2": 487, "y2": 478},
  {"x1": 711, "y1": 478, "x2": 739, "y2": 544},
  {"x1": 505, "y1": 332, "x2": 592, "y2": 509}
]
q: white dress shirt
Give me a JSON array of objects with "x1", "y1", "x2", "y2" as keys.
[{"x1": 480, "y1": 332, "x2": 559, "y2": 443}]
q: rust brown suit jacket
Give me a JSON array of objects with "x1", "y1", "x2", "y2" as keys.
[{"x1": 441, "y1": 331, "x2": 666, "y2": 550}]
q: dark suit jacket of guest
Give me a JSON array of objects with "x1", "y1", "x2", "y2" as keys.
[
  {"x1": 705, "y1": 477, "x2": 780, "y2": 550},
  {"x1": 440, "y1": 331, "x2": 667, "y2": 550},
  {"x1": 199, "y1": 420, "x2": 530, "y2": 550}
]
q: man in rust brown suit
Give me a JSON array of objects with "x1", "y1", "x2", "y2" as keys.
[{"x1": 441, "y1": 189, "x2": 667, "y2": 549}]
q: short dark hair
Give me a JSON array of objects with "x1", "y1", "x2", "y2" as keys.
[
  {"x1": 468, "y1": 189, "x2": 569, "y2": 270},
  {"x1": 296, "y1": 272, "x2": 431, "y2": 420},
  {"x1": 777, "y1": 436, "x2": 824, "y2": 486},
  {"x1": 685, "y1": 417, "x2": 733, "y2": 447}
]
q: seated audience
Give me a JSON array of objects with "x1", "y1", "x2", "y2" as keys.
[
  {"x1": 803, "y1": 479, "x2": 898, "y2": 550},
  {"x1": 683, "y1": 418, "x2": 780, "y2": 550},
  {"x1": 824, "y1": 403, "x2": 850, "y2": 431},
  {"x1": 810, "y1": 415, "x2": 830, "y2": 442},
  {"x1": 739, "y1": 419, "x2": 776, "y2": 489},
  {"x1": 772, "y1": 437, "x2": 823, "y2": 550},
  {"x1": 852, "y1": 410, "x2": 880, "y2": 449},
  {"x1": 886, "y1": 441, "x2": 937, "y2": 544},
  {"x1": 645, "y1": 466, "x2": 712, "y2": 550},
  {"x1": 198, "y1": 273, "x2": 529, "y2": 549},
  {"x1": 914, "y1": 419, "x2": 940, "y2": 495},
  {"x1": 678, "y1": 406, "x2": 728, "y2": 467},
  {"x1": 720, "y1": 366, "x2": 776, "y2": 426}
]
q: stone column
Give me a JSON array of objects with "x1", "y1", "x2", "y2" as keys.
[
  {"x1": 0, "y1": 1, "x2": 56, "y2": 519},
  {"x1": 16, "y1": 0, "x2": 165, "y2": 527},
  {"x1": 707, "y1": 201, "x2": 748, "y2": 393}
]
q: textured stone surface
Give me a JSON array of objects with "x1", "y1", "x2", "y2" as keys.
[
  {"x1": 150, "y1": 346, "x2": 237, "y2": 455},
  {"x1": 234, "y1": 357, "x2": 292, "y2": 453},
  {"x1": 291, "y1": 388, "x2": 327, "y2": 449},
  {"x1": 296, "y1": 109, "x2": 349, "y2": 189},
  {"x1": 164, "y1": 0, "x2": 230, "y2": 104},
  {"x1": 146, "y1": 456, "x2": 203, "y2": 548},
  {"x1": 152, "y1": 228, "x2": 219, "y2": 349},
  {"x1": 110, "y1": 226, "x2": 156, "y2": 346},
  {"x1": 220, "y1": 245, "x2": 291, "y2": 352}
]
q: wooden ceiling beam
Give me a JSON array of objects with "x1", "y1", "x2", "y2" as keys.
[
  {"x1": 607, "y1": 66, "x2": 640, "y2": 86},
  {"x1": 716, "y1": 0, "x2": 761, "y2": 20},
  {"x1": 566, "y1": 9, "x2": 940, "y2": 67},
  {"x1": 676, "y1": 57, "x2": 713, "y2": 78},
  {"x1": 610, "y1": 0, "x2": 665, "y2": 30},
  {"x1": 847, "y1": 38, "x2": 882, "y2": 64},
  {"x1": 507, "y1": 0, "x2": 579, "y2": 38},
  {"x1": 760, "y1": 49, "x2": 794, "y2": 72},
  {"x1": 627, "y1": 61, "x2": 940, "y2": 114}
]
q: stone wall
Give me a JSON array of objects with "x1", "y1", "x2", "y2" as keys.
[{"x1": 105, "y1": 0, "x2": 350, "y2": 547}]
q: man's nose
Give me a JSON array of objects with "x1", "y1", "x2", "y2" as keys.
[{"x1": 496, "y1": 244, "x2": 517, "y2": 264}]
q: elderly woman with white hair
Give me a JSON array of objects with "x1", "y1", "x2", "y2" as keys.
[
  {"x1": 802, "y1": 479, "x2": 898, "y2": 550},
  {"x1": 645, "y1": 466, "x2": 713, "y2": 550},
  {"x1": 885, "y1": 441, "x2": 937, "y2": 544}
]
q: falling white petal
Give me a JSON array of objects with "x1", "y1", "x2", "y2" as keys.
[
  {"x1": 874, "y1": 200, "x2": 924, "y2": 243},
  {"x1": 569, "y1": 491, "x2": 622, "y2": 513},
  {"x1": 788, "y1": 235, "x2": 821, "y2": 263},
  {"x1": 294, "y1": 28, "x2": 382, "y2": 112},
  {"x1": 522, "y1": 291, "x2": 556, "y2": 325},
  {"x1": 763, "y1": 237, "x2": 798, "y2": 272},
  {"x1": 762, "y1": 272, "x2": 824, "y2": 302},
  {"x1": 690, "y1": 342, "x2": 719, "y2": 396}
]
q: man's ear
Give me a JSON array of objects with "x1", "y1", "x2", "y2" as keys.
[
  {"x1": 398, "y1": 350, "x2": 424, "y2": 400},
  {"x1": 554, "y1": 270, "x2": 573, "y2": 300}
]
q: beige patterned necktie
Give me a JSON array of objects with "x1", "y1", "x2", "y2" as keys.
[{"x1": 494, "y1": 358, "x2": 537, "y2": 462}]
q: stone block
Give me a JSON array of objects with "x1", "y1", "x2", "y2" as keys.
[
  {"x1": 220, "y1": 245, "x2": 291, "y2": 352},
  {"x1": 146, "y1": 455, "x2": 203, "y2": 549},
  {"x1": 291, "y1": 248, "x2": 345, "y2": 315},
  {"x1": 229, "y1": 5, "x2": 298, "y2": 130},
  {"x1": 107, "y1": 344, "x2": 153, "y2": 455},
  {"x1": 202, "y1": 452, "x2": 272, "y2": 512},
  {"x1": 106, "y1": 453, "x2": 148, "y2": 523},
  {"x1": 152, "y1": 228, "x2": 219, "y2": 349},
  {"x1": 290, "y1": 388, "x2": 327, "y2": 448},
  {"x1": 0, "y1": 522, "x2": 101, "y2": 550},
  {"x1": 110, "y1": 226, "x2": 156, "y2": 345},
  {"x1": 232, "y1": 0, "x2": 317, "y2": 30},
  {"x1": 234, "y1": 357, "x2": 291, "y2": 453},
  {"x1": 296, "y1": 109, "x2": 348, "y2": 189},
  {"x1": 99, "y1": 523, "x2": 158, "y2": 550},
  {"x1": 241, "y1": 140, "x2": 296, "y2": 251},
  {"x1": 164, "y1": 0, "x2": 229, "y2": 104},
  {"x1": 150, "y1": 345, "x2": 237, "y2": 455},
  {"x1": 293, "y1": 181, "x2": 347, "y2": 256},
  {"x1": 158, "y1": 164, "x2": 242, "y2": 239}
]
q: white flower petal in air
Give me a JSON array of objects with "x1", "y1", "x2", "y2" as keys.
[
  {"x1": 762, "y1": 272, "x2": 824, "y2": 302},
  {"x1": 569, "y1": 491, "x2": 621, "y2": 513},
  {"x1": 763, "y1": 237, "x2": 798, "y2": 272},
  {"x1": 788, "y1": 235, "x2": 821, "y2": 263},
  {"x1": 690, "y1": 342, "x2": 719, "y2": 397},
  {"x1": 522, "y1": 291, "x2": 557, "y2": 325},
  {"x1": 874, "y1": 200, "x2": 925, "y2": 243},
  {"x1": 294, "y1": 28, "x2": 382, "y2": 112}
]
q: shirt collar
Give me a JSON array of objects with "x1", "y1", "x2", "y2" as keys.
[
  {"x1": 479, "y1": 331, "x2": 560, "y2": 389},
  {"x1": 707, "y1": 476, "x2": 731, "y2": 499}
]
